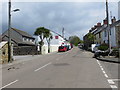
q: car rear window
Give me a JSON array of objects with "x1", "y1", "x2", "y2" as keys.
[{"x1": 59, "y1": 46, "x2": 64, "y2": 49}]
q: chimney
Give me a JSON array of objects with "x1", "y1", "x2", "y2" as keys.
[
  {"x1": 111, "y1": 16, "x2": 116, "y2": 24},
  {"x1": 91, "y1": 27, "x2": 96, "y2": 30},
  {"x1": 89, "y1": 30, "x2": 92, "y2": 33},
  {"x1": 97, "y1": 22, "x2": 101, "y2": 27},
  {"x1": 103, "y1": 19, "x2": 108, "y2": 25},
  {"x1": 94, "y1": 25, "x2": 97, "y2": 29}
]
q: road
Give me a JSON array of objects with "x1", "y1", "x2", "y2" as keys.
[{"x1": 1, "y1": 47, "x2": 119, "y2": 89}]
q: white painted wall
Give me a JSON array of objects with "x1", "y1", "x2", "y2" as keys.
[
  {"x1": 41, "y1": 45, "x2": 48, "y2": 54},
  {"x1": 101, "y1": 29, "x2": 108, "y2": 44},
  {"x1": 36, "y1": 31, "x2": 65, "y2": 54},
  {"x1": 110, "y1": 27, "x2": 117, "y2": 47}
]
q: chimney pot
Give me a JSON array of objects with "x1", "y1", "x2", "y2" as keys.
[
  {"x1": 111, "y1": 16, "x2": 116, "y2": 24},
  {"x1": 103, "y1": 19, "x2": 108, "y2": 25},
  {"x1": 97, "y1": 22, "x2": 101, "y2": 27},
  {"x1": 94, "y1": 25, "x2": 97, "y2": 28}
]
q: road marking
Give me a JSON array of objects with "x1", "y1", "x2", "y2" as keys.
[
  {"x1": 0, "y1": 80, "x2": 18, "y2": 89},
  {"x1": 104, "y1": 73, "x2": 108, "y2": 78},
  {"x1": 108, "y1": 79, "x2": 115, "y2": 84},
  {"x1": 34, "y1": 62, "x2": 51, "y2": 72},
  {"x1": 101, "y1": 67, "x2": 104, "y2": 71},
  {"x1": 97, "y1": 60, "x2": 101, "y2": 66},
  {"x1": 109, "y1": 79, "x2": 120, "y2": 82},
  {"x1": 96, "y1": 60, "x2": 118, "y2": 89},
  {"x1": 110, "y1": 85, "x2": 117, "y2": 88},
  {"x1": 103, "y1": 70, "x2": 106, "y2": 74},
  {"x1": 100, "y1": 65, "x2": 103, "y2": 68},
  {"x1": 98, "y1": 62, "x2": 101, "y2": 65}
]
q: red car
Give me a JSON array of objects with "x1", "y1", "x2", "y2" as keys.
[{"x1": 58, "y1": 46, "x2": 67, "y2": 52}]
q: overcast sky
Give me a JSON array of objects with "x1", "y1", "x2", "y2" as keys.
[{"x1": 2, "y1": 1, "x2": 118, "y2": 39}]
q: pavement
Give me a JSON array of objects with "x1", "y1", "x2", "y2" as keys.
[
  {"x1": 0, "y1": 55, "x2": 41, "y2": 69},
  {"x1": 1, "y1": 47, "x2": 119, "y2": 89},
  {"x1": 96, "y1": 56, "x2": 120, "y2": 64},
  {"x1": 95, "y1": 54, "x2": 120, "y2": 89},
  {"x1": 0, "y1": 51, "x2": 57, "y2": 69}
]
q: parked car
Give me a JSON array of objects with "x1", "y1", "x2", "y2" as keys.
[
  {"x1": 70, "y1": 43, "x2": 73, "y2": 48},
  {"x1": 58, "y1": 46, "x2": 67, "y2": 52},
  {"x1": 93, "y1": 49, "x2": 109, "y2": 58},
  {"x1": 65, "y1": 45, "x2": 70, "y2": 51},
  {"x1": 91, "y1": 44, "x2": 100, "y2": 53}
]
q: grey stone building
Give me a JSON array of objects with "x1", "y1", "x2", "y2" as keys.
[
  {"x1": 2, "y1": 28, "x2": 35, "y2": 47},
  {"x1": 2, "y1": 28, "x2": 37, "y2": 55}
]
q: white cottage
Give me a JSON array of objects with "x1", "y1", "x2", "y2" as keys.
[
  {"x1": 94, "y1": 18, "x2": 120, "y2": 48},
  {"x1": 110, "y1": 19, "x2": 120, "y2": 48},
  {"x1": 36, "y1": 31, "x2": 66, "y2": 54}
]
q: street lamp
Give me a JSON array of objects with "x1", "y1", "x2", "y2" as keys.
[
  {"x1": 8, "y1": 0, "x2": 20, "y2": 63},
  {"x1": 12, "y1": 9, "x2": 20, "y2": 12}
]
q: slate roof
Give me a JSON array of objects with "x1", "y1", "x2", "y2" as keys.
[
  {"x1": 92, "y1": 25, "x2": 107, "y2": 35},
  {"x1": 110, "y1": 20, "x2": 120, "y2": 27},
  {"x1": 92, "y1": 20, "x2": 120, "y2": 35},
  {"x1": 2, "y1": 28, "x2": 35, "y2": 46},
  {"x1": 11, "y1": 28, "x2": 35, "y2": 39}
]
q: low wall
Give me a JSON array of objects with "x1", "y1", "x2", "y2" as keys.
[
  {"x1": 41, "y1": 46, "x2": 48, "y2": 54},
  {"x1": 13, "y1": 46, "x2": 38, "y2": 55},
  {"x1": 50, "y1": 45, "x2": 59, "y2": 52},
  {"x1": 41, "y1": 45, "x2": 59, "y2": 54},
  {"x1": 0, "y1": 43, "x2": 9, "y2": 64},
  {"x1": 13, "y1": 45, "x2": 59, "y2": 55}
]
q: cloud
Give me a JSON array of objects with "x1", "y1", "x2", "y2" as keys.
[{"x1": 2, "y1": 2, "x2": 118, "y2": 40}]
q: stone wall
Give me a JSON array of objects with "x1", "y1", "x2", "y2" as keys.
[
  {"x1": 13, "y1": 46, "x2": 38, "y2": 55},
  {"x1": 116, "y1": 26, "x2": 120, "y2": 48},
  {"x1": 0, "y1": 44, "x2": 8, "y2": 64}
]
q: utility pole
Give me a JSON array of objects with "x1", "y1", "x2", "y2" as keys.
[
  {"x1": 8, "y1": 0, "x2": 12, "y2": 63},
  {"x1": 110, "y1": 11, "x2": 113, "y2": 23},
  {"x1": 8, "y1": 0, "x2": 20, "y2": 63},
  {"x1": 62, "y1": 27, "x2": 64, "y2": 38},
  {"x1": 106, "y1": 0, "x2": 111, "y2": 53}
]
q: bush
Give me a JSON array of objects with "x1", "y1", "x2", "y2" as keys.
[
  {"x1": 98, "y1": 43, "x2": 109, "y2": 51},
  {"x1": 110, "y1": 48, "x2": 119, "y2": 57}
]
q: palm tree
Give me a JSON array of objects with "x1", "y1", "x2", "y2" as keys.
[
  {"x1": 45, "y1": 32, "x2": 53, "y2": 53},
  {"x1": 34, "y1": 27, "x2": 49, "y2": 54}
]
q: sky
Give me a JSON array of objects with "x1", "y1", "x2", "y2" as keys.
[{"x1": 1, "y1": 1, "x2": 119, "y2": 40}]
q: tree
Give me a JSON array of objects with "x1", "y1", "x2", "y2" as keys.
[
  {"x1": 34, "y1": 27, "x2": 50, "y2": 54},
  {"x1": 69, "y1": 36, "x2": 82, "y2": 46},
  {"x1": 87, "y1": 33, "x2": 95, "y2": 43},
  {"x1": 45, "y1": 32, "x2": 53, "y2": 53}
]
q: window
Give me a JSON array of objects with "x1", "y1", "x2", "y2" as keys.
[
  {"x1": 99, "y1": 33, "x2": 101, "y2": 38},
  {"x1": 110, "y1": 29, "x2": 111, "y2": 35},
  {"x1": 23, "y1": 37, "x2": 27, "y2": 41},
  {"x1": 55, "y1": 36, "x2": 59, "y2": 39},
  {"x1": 104, "y1": 30, "x2": 107, "y2": 37},
  {"x1": 32, "y1": 39, "x2": 34, "y2": 42}
]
